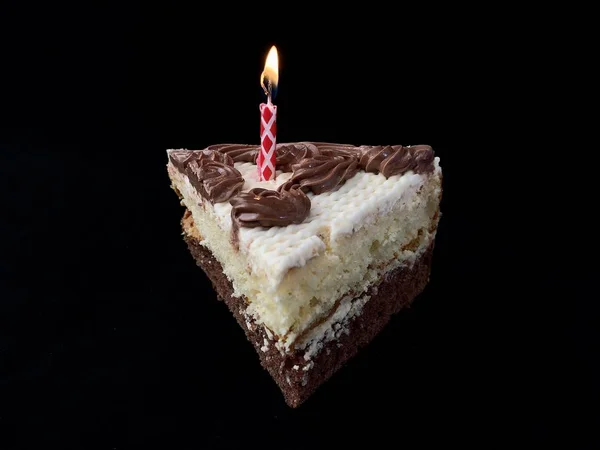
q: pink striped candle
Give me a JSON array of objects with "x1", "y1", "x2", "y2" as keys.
[{"x1": 258, "y1": 45, "x2": 279, "y2": 181}]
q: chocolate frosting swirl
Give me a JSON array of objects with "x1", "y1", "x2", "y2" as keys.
[
  {"x1": 279, "y1": 151, "x2": 359, "y2": 195},
  {"x1": 359, "y1": 144, "x2": 435, "y2": 177},
  {"x1": 309, "y1": 142, "x2": 359, "y2": 152},
  {"x1": 275, "y1": 142, "x2": 321, "y2": 172},
  {"x1": 411, "y1": 145, "x2": 436, "y2": 172},
  {"x1": 207, "y1": 144, "x2": 259, "y2": 163},
  {"x1": 169, "y1": 149, "x2": 234, "y2": 171},
  {"x1": 230, "y1": 188, "x2": 311, "y2": 228},
  {"x1": 186, "y1": 159, "x2": 244, "y2": 203}
]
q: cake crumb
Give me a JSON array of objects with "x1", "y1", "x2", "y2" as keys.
[
  {"x1": 292, "y1": 365, "x2": 300, "y2": 370},
  {"x1": 260, "y1": 338, "x2": 270, "y2": 352}
]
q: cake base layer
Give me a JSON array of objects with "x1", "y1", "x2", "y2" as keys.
[{"x1": 181, "y1": 211, "x2": 435, "y2": 408}]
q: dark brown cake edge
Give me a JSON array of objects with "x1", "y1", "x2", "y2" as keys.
[{"x1": 182, "y1": 216, "x2": 435, "y2": 408}]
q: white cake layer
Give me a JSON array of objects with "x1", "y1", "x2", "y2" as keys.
[{"x1": 167, "y1": 154, "x2": 442, "y2": 350}]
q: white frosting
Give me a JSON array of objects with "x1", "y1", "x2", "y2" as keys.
[{"x1": 211, "y1": 161, "x2": 436, "y2": 291}]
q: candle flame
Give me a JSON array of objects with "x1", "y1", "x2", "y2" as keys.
[{"x1": 260, "y1": 45, "x2": 279, "y2": 100}]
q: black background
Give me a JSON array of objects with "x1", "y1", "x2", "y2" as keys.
[{"x1": 1, "y1": 3, "x2": 597, "y2": 449}]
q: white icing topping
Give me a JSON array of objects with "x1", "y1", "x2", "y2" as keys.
[{"x1": 210, "y1": 160, "x2": 439, "y2": 291}]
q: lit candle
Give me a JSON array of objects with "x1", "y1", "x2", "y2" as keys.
[{"x1": 258, "y1": 45, "x2": 279, "y2": 181}]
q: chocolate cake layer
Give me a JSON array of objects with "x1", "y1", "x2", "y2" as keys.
[{"x1": 181, "y1": 212, "x2": 435, "y2": 408}]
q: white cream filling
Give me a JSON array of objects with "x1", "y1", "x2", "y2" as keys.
[{"x1": 300, "y1": 293, "x2": 371, "y2": 361}]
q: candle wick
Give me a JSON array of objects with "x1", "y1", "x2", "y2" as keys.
[
  {"x1": 260, "y1": 72, "x2": 271, "y2": 99},
  {"x1": 267, "y1": 79, "x2": 272, "y2": 104},
  {"x1": 261, "y1": 71, "x2": 275, "y2": 106}
]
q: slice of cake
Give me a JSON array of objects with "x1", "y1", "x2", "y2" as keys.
[{"x1": 166, "y1": 142, "x2": 442, "y2": 407}]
